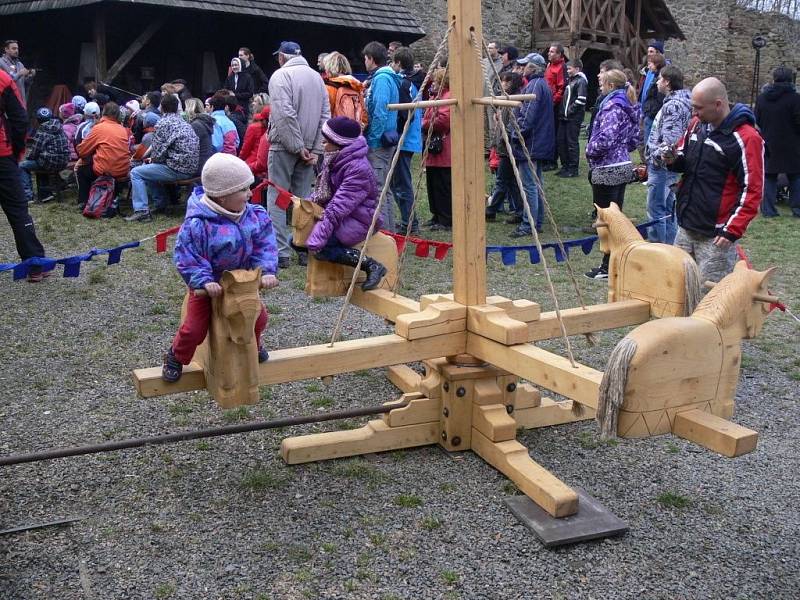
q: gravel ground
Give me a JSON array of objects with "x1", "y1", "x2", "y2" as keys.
[{"x1": 0, "y1": 198, "x2": 798, "y2": 600}]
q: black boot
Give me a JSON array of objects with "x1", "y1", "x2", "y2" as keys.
[{"x1": 361, "y1": 257, "x2": 387, "y2": 291}]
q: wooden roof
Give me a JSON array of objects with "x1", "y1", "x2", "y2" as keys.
[
  {"x1": 0, "y1": 0, "x2": 426, "y2": 36},
  {"x1": 633, "y1": 0, "x2": 685, "y2": 40}
]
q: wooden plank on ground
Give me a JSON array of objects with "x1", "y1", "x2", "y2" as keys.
[
  {"x1": 280, "y1": 419, "x2": 439, "y2": 464},
  {"x1": 134, "y1": 363, "x2": 205, "y2": 398},
  {"x1": 135, "y1": 333, "x2": 466, "y2": 398},
  {"x1": 526, "y1": 300, "x2": 651, "y2": 342},
  {"x1": 471, "y1": 430, "x2": 578, "y2": 517},
  {"x1": 672, "y1": 409, "x2": 758, "y2": 457},
  {"x1": 466, "y1": 334, "x2": 602, "y2": 409}
]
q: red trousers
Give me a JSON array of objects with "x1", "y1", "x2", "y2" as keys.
[{"x1": 171, "y1": 292, "x2": 269, "y2": 365}]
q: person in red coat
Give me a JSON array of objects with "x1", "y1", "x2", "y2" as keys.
[
  {"x1": 422, "y1": 68, "x2": 452, "y2": 230},
  {"x1": 544, "y1": 44, "x2": 568, "y2": 171},
  {"x1": 239, "y1": 105, "x2": 270, "y2": 177}
]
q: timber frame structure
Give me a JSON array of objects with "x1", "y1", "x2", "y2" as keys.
[
  {"x1": 134, "y1": 0, "x2": 764, "y2": 521},
  {"x1": 532, "y1": 0, "x2": 685, "y2": 69}
]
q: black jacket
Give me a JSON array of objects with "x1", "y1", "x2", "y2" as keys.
[
  {"x1": 561, "y1": 72, "x2": 588, "y2": 120},
  {"x1": 670, "y1": 104, "x2": 764, "y2": 241},
  {"x1": 755, "y1": 82, "x2": 800, "y2": 175},
  {"x1": 642, "y1": 70, "x2": 665, "y2": 120},
  {"x1": 243, "y1": 61, "x2": 269, "y2": 93},
  {"x1": 227, "y1": 108, "x2": 248, "y2": 152},
  {"x1": 190, "y1": 113, "x2": 215, "y2": 175},
  {"x1": 224, "y1": 72, "x2": 254, "y2": 113}
]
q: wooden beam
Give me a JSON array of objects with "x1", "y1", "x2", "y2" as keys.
[
  {"x1": 467, "y1": 305, "x2": 529, "y2": 345},
  {"x1": 472, "y1": 404, "x2": 517, "y2": 442},
  {"x1": 386, "y1": 364, "x2": 422, "y2": 392},
  {"x1": 525, "y1": 300, "x2": 651, "y2": 342},
  {"x1": 673, "y1": 409, "x2": 758, "y2": 458},
  {"x1": 350, "y1": 288, "x2": 420, "y2": 323},
  {"x1": 466, "y1": 334, "x2": 602, "y2": 409},
  {"x1": 383, "y1": 394, "x2": 440, "y2": 427},
  {"x1": 105, "y1": 17, "x2": 168, "y2": 84},
  {"x1": 448, "y1": 0, "x2": 486, "y2": 306},
  {"x1": 388, "y1": 98, "x2": 459, "y2": 111},
  {"x1": 134, "y1": 332, "x2": 466, "y2": 398},
  {"x1": 93, "y1": 8, "x2": 107, "y2": 81},
  {"x1": 395, "y1": 301, "x2": 466, "y2": 340},
  {"x1": 514, "y1": 397, "x2": 595, "y2": 429},
  {"x1": 471, "y1": 430, "x2": 578, "y2": 517},
  {"x1": 281, "y1": 419, "x2": 439, "y2": 464}
]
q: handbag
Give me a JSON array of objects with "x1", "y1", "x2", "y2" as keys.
[
  {"x1": 589, "y1": 161, "x2": 638, "y2": 186},
  {"x1": 427, "y1": 133, "x2": 444, "y2": 155}
]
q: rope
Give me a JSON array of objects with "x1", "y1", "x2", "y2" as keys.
[
  {"x1": 469, "y1": 31, "x2": 578, "y2": 367},
  {"x1": 328, "y1": 21, "x2": 455, "y2": 346}
]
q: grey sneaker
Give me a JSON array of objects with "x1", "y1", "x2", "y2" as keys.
[{"x1": 125, "y1": 210, "x2": 152, "y2": 223}]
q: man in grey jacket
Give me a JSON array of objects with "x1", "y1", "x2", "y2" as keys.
[
  {"x1": 267, "y1": 41, "x2": 331, "y2": 268},
  {"x1": 0, "y1": 40, "x2": 35, "y2": 106}
]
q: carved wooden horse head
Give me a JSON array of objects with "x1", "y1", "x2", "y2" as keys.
[
  {"x1": 593, "y1": 202, "x2": 643, "y2": 256},
  {"x1": 219, "y1": 269, "x2": 263, "y2": 345}
]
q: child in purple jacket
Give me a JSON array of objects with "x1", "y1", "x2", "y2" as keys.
[
  {"x1": 162, "y1": 153, "x2": 279, "y2": 382},
  {"x1": 305, "y1": 116, "x2": 386, "y2": 290}
]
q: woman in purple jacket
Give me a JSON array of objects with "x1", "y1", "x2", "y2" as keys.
[
  {"x1": 305, "y1": 117, "x2": 387, "y2": 290},
  {"x1": 584, "y1": 69, "x2": 640, "y2": 279}
]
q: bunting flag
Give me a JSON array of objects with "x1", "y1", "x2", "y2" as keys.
[
  {"x1": 155, "y1": 226, "x2": 181, "y2": 253},
  {"x1": 0, "y1": 241, "x2": 141, "y2": 280},
  {"x1": 380, "y1": 230, "x2": 454, "y2": 261},
  {"x1": 265, "y1": 179, "x2": 294, "y2": 210}
]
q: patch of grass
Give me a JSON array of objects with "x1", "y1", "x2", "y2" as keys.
[
  {"x1": 441, "y1": 570, "x2": 459, "y2": 585},
  {"x1": 664, "y1": 441, "x2": 680, "y2": 454},
  {"x1": 295, "y1": 568, "x2": 313, "y2": 582},
  {"x1": 344, "y1": 580, "x2": 357, "y2": 592},
  {"x1": 332, "y1": 458, "x2": 384, "y2": 484},
  {"x1": 195, "y1": 440, "x2": 211, "y2": 451},
  {"x1": 148, "y1": 303, "x2": 169, "y2": 315},
  {"x1": 266, "y1": 303, "x2": 284, "y2": 314},
  {"x1": 439, "y1": 482, "x2": 456, "y2": 493},
  {"x1": 154, "y1": 582, "x2": 177, "y2": 599},
  {"x1": 368, "y1": 532, "x2": 387, "y2": 548},
  {"x1": 240, "y1": 468, "x2": 288, "y2": 491},
  {"x1": 259, "y1": 387, "x2": 273, "y2": 401},
  {"x1": 305, "y1": 382, "x2": 321, "y2": 393},
  {"x1": 88, "y1": 269, "x2": 107, "y2": 284},
  {"x1": 222, "y1": 406, "x2": 250, "y2": 423},
  {"x1": 168, "y1": 403, "x2": 192, "y2": 416},
  {"x1": 657, "y1": 491, "x2": 691, "y2": 509},
  {"x1": 578, "y1": 431, "x2": 618, "y2": 449},
  {"x1": 287, "y1": 543, "x2": 313, "y2": 563},
  {"x1": 502, "y1": 481, "x2": 521, "y2": 495},
  {"x1": 421, "y1": 516, "x2": 442, "y2": 530},
  {"x1": 321, "y1": 542, "x2": 336, "y2": 553},
  {"x1": 312, "y1": 396, "x2": 334, "y2": 408},
  {"x1": 393, "y1": 494, "x2": 422, "y2": 508}
]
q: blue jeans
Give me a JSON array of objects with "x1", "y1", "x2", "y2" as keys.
[
  {"x1": 391, "y1": 150, "x2": 418, "y2": 231},
  {"x1": 487, "y1": 156, "x2": 517, "y2": 215},
  {"x1": 763, "y1": 173, "x2": 800, "y2": 217},
  {"x1": 18, "y1": 159, "x2": 42, "y2": 201},
  {"x1": 519, "y1": 160, "x2": 543, "y2": 232},
  {"x1": 131, "y1": 163, "x2": 193, "y2": 213},
  {"x1": 646, "y1": 165, "x2": 678, "y2": 244},
  {"x1": 643, "y1": 117, "x2": 654, "y2": 149}
]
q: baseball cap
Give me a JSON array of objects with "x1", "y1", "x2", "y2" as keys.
[
  {"x1": 273, "y1": 41, "x2": 301, "y2": 56},
  {"x1": 517, "y1": 52, "x2": 546, "y2": 67}
]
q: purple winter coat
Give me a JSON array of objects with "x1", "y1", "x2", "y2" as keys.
[
  {"x1": 174, "y1": 191, "x2": 278, "y2": 289},
  {"x1": 585, "y1": 89, "x2": 640, "y2": 169},
  {"x1": 307, "y1": 136, "x2": 382, "y2": 252},
  {"x1": 62, "y1": 114, "x2": 83, "y2": 161}
]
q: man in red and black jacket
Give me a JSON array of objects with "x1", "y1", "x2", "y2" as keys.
[
  {"x1": 543, "y1": 44, "x2": 568, "y2": 171},
  {"x1": 667, "y1": 77, "x2": 763, "y2": 283},
  {"x1": 0, "y1": 69, "x2": 48, "y2": 282}
]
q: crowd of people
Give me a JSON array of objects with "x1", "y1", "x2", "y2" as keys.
[{"x1": 0, "y1": 35, "x2": 796, "y2": 290}]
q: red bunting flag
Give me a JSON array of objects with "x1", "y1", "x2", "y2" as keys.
[
  {"x1": 155, "y1": 226, "x2": 181, "y2": 253},
  {"x1": 265, "y1": 179, "x2": 294, "y2": 210}
]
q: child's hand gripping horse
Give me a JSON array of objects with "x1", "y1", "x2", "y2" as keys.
[{"x1": 162, "y1": 153, "x2": 279, "y2": 382}]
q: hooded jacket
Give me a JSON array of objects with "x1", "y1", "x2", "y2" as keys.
[
  {"x1": 544, "y1": 57, "x2": 567, "y2": 105},
  {"x1": 755, "y1": 81, "x2": 800, "y2": 174},
  {"x1": 76, "y1": 116, "x2": 131, "y2": 178},
  {"x1": 224, "y1": 71, "x2": 254, "y2": 112},
  {"x1": 561, "y1": 72, "x2": 588, "y2": 120},
  {"x1": 28, "y1": 119, "x2": 70, "y2": 170},
  {"x1": 586, "y1": 89, "x2": 640, "y2": 169},
  {"x1": 150, "y1": 112, "x2": 199, "y2": 175},
  {"x1": 190, "y1": 113, "x2": 215, "y2": 175},
  {"x1": 646, "y1": 88, "x2": 692, "y2": 168},
  {"x1": 0, "y1": 70, "x2": 27, "y2": 159},
  {"x1": 364, "y1": 66, "x2": 401, "y2": 149},
  {"x1": 62, "y1": 113, "x2": 83, "y2": 161},
  {"x1": 239, "y1": 106, "x2": 270, "y2": 165},
  {"x1": 306, "y1": 136, "x2": 382, "y2": 252},
  {"x1": 268, "y1": 55, "x2": 330, "y2": 154},
  {"x1": 670, "y1": 104, "x2": 764, "y2": 241},
  {"x1": 174, "y1": 191, "x2": 278, "y2": 289},
  {"x1": 210, "y1": 110, "x2": 239, "y2": 155},
  {"x1": 511, "y1": 74, "x2": 555, "y2": 161}
]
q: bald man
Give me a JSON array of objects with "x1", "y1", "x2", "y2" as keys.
[{"x1": 666, "y1": 77, "x2": 764, "y2": 283}]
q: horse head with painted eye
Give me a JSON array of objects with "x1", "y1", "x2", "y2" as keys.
[{"x1": 219, "y1": 269, "x2": 263, "y2": 345}]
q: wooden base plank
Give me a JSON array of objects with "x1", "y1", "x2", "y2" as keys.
[
  {"x1": 133, "y1": 363, "x2": 205, "y2": 398},
  {"x1": 466, "y1": 334, "x2": 602, "y2": 409},
  {"x1": 515, "y1": 398, "x2": 595, "y2": 429},
  {"x1": 386, "y1": 365, "x2": 422, "y2": 393},
  {"x1": 280, "y1": 419, "x2": 439, "y2": 464},
  {"x1": 526, "y1": 300, "x2": 651, "y2": 342},
  {"x1": 384, "y1": 395, "x2": 440, "y2": 427},
  {"x1": 672, "y1": 409, "x2": 758, "y2": 457},
  {"x1": 136, "y1": 333, "x2": 466, "y2": 398},
  {"x1": 471, "y1": 430, "x2": 579, "y2": 518},
  {"x1": 351, "y1": 289, "x2": 420, "y2": 323},
  {"x1": 472, "y1": 404, "x2": 517, "y2": 442}
]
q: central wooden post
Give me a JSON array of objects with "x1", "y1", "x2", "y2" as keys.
[{"x1": 448, "y1": 0, "x2": 487, "y2": 307}]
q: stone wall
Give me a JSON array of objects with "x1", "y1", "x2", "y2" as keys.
[{"x1": 405, "y1": 0, "x2": 800, "y2": 103}]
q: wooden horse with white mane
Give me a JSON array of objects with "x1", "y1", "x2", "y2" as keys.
[
  {"x1": 595, "y1": 203, "x2": 701, "y2": 318},
  {"x1": 596, "y1": 262, "x2": 779, "y2": 456}
]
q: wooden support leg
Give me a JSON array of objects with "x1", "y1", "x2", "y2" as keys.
[
  {"x1": 281, "y1": 419, "x2": 440, "y2": 465},
  {"x1": 515, "y1": 398, "x2": 595, "y2": 429},
  {"x1": 471, "y1": 429, "x2": 579, "y2": 518},
  {"x1": 672, "y1": 409, "x2": 758, "y2": 457}
]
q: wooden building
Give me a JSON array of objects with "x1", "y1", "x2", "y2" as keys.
[{"x1": 0, "y1": 0, "x2": 425, "y2": 108}]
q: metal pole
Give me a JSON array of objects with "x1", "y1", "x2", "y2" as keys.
[{"x1": 0, "y1": 401, "x2": 409, "y2": 467}]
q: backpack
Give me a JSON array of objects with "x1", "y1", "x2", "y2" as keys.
[
  {"x1": 332, "y1": 82, "x2": 368, "y2": 129},
  {"x1": 83, "y1": 175, "x2": 117, "y2": 219}
]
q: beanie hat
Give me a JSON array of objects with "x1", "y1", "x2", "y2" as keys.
[
  {"x1": 125, "y1": 99, "x2": 141, "y2": 114},
  {"x1": 201, "y1": 153, "x2": 254, "y2": 198},
  {"x1": 143, "y1": 112, "x2": 160, "y2": 128},
  {"x1": 59, "y1": 102, "x2": 76, "y2": 119},
  {"x1": 322, "y1": 116, "x2": 362, "y2": 147},
  {"x1": 72, "y1": 95, "x2": 87, "y2": 110},
  {"x1": 648, "y1": 39, "x2": 665, "y2": 54},
  {"x1": 84, "y1": 101, "x2": 100, "y2": 117}
]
